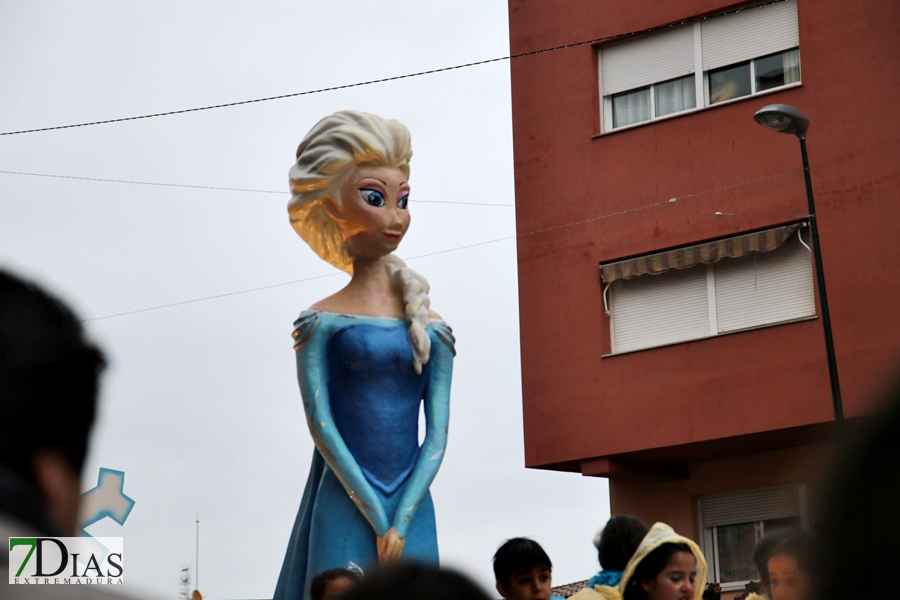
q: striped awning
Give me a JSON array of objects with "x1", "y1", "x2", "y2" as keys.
[{"x1": 600, "y1": 223, "x2": 804, "y2": 284}]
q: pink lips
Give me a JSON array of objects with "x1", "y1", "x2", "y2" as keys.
[{"x1": 383, "y1": 233, "x2": 402, "y2": 241}]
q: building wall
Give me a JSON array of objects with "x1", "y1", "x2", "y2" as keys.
[
  {"x1": 607, "y1": 444, "x2": 830, "y2": 541},
  {"x1": 509, "y1": 0, "x2": 900, "y2": 471}
]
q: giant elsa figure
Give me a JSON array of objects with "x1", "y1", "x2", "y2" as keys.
[{"x1": 274, "y1": 111, "x2": 455, "y2": 600}]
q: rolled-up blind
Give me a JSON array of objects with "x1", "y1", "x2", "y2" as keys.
[
  {"x1": 601, "y1": 24, "x2": 695, "y2": 96},
  {"x1": 700, "y1": 484, "x2": 800, "y2": 528},
  {"x1": 702, "y1": 0, "x2": 799, "y2": 70}
]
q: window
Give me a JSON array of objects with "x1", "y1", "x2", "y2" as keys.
[
  {"x1": 611, "y1": 75, "x2": 697, "y2": 128},
  {"x1": 709, "y1": 49, "x2": 800, "y2": 105},
  {"x1": 603, "y1": 224, "x2": 814, "y2": 355},
  {"x1": 699, "y1": 485, "x2": 808, "y2": 590},
  {"x1": 598, "y1": 0, "x2": 800, "y2": 131}
]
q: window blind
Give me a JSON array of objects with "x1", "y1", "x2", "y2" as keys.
[
  {"x1": 714, "y1": 234, "x2": 815, "y2": 333},
  {"x1": 701, "y1": 0, "x2": 799, "y2": 70},
  {"x1": 700, "y1": 485, "x2": 801, "y2": 528},
  {"x1": 610, "y1": 263, "x2": 709, "y2": 353},
  {"x1": 601, "y1": 24, "x2": 695, "y2": 96}
]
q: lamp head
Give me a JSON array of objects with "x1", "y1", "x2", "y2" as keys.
[{"x1": 753, "y1": 104, "x2": 810, "y2": 139}]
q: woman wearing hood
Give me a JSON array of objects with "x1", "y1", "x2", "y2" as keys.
[{"x1": 620, "y1": 522, "x2": 707, "y2": 600}]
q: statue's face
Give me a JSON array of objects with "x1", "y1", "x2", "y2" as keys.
[{"x1": 337, "y1": 165, "x2": 410, "y2": 261}]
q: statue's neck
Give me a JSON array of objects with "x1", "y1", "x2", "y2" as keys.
[
  {"x1": 350, "y1": 256, "x2": 391, "y2": 290},
  {"x1": 341, "y1": 256, "x2": 404, "y2": 318}
]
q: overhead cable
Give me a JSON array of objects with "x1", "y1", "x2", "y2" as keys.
[
  {"x1": 0, "y1": 0, "x2": 786, "y2": 137},
  {"x1": 0, "y1": 168, "x2": 803, "y2": 212},
  {"x1": 80, "y1": 184, "x2": 807, "y2": 322}
]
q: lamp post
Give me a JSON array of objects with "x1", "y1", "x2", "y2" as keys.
[{"x1": 753, "y1": 103, "x2": 845, "y2": 436}]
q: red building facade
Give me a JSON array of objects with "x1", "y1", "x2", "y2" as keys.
[{"x1": 509, "y1": 0, "x2": 900, "y2": 591}]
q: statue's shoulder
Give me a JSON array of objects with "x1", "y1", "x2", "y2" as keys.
[
  {"x1": 430, "y1": 319, "x2": 456, "y2": 356},
  {"x1": 292, "y1": 310, "x2": 324, "y2": 349}
]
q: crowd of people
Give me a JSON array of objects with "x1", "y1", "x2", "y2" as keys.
[
  {"x1": 1, "y1": 268, "x2": 898, "y2": 600},
  {"x1": 302, "y1": 515, "x2": 811, "y2": 600}
]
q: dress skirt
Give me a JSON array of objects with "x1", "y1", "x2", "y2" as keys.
[{"x1": 273, "y1": 450, "x2": 438, "y2": 600}]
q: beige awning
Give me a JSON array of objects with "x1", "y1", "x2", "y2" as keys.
[{"x1": 600, "y1": 223, "x2": 804, "y2": 284}]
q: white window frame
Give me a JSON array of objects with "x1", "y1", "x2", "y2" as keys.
[
  {"x1": 699, "y1": 484, "x2": 810, "y2": 591},
  {"x1": 703, "y1": 48, "x2": 801, "y2": 108},
  {"x1": 605, "y1": 75, "x2": 698, "y2": 130},
  {"x1": 604, "y1": 229, "x2": 816, "y2": 356},
  {"x1": 598, "y1": 0, "x2": 801, "y2": 133}
]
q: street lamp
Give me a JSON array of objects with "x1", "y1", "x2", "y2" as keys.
[{"x1": 753, "y1": 103, "x2": 845, "y2": 436}]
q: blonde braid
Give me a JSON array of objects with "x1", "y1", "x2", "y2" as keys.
[{"x1": 383, "y1": 254, "x2": 432, "y2": 374}]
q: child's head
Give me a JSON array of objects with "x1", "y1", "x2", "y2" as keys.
[
  {"x1": 767, "y1": 532, "x2": 812, "y2": 600},
  {"x1": 595, "y1": 515, "x2": 650, "y2": 571},
  {"x1": 309, "y1": 567, "x2": 360, "y2": 600},
  {"x1": 493, "y1": 538, "x2": 554, "y2": 600},
  {"x1": 753, "y1": 529, "x2": 792, "y2": 593}
]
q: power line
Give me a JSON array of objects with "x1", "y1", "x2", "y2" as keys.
[
  {"x1": 80, "y1": 273, "x2": 342, "y2": 322},
  {"x1": 0, "y1": 0, "x2": 786, "y2": 137},
  {"x1": 0, "y1": 168, "x2": 803, "y2": 212},
  {"x1": 0, "y1": 170, "x2": 284, "y2": 195},
  {"x1": 80, "y1": 191, "x2": 807, "y2": 323}
]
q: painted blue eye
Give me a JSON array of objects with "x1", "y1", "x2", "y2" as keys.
[
  {"x1": 398, "y1": 194, "x2": 409, "y2": 209},
  {"x1": 360, "y1": 189, "x2": 385, "y2": 207}
]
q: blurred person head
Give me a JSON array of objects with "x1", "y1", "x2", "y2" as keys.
[
  {"x1": 752, "y1": 529, "x2": 792, "y2": 593},
  {"x1": 766, "y1": 532, "x2": 812, "y2": 600},
  {"x1": 310, "y1": 567, "x2": 360, "y2": 600},
  {"x1": 814, "y1": 377, "x2": 900, "y2": 600},
  {"x1": 621, "y1": 523, "x2": 706, "y2": 600},
  {"x1": 595, "y1": 515, "x2": 651, "y2": 572},
  {"x1": 0, "y1": 270, "x2": 105, "y2": 535},
  {"x1": 493, "y1": 537, "x2": 554, "y2": 600},
  {"x1": 732, "y1": 581, "x2": 761, "y2": 600},
  {"x1": 700, "y1": 582, "x2": 721, "y2": 600},
  {"x1": 337, "y1": 562, "x2": 491, "y2": 600}
]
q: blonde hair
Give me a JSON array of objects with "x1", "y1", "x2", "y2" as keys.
[{"x1": 289, "y1": 110, "x2": 432, "y2": 373}]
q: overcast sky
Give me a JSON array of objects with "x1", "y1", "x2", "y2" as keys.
[{"x1": 0, "y1": 2, "x2": 611, "y2": 598}]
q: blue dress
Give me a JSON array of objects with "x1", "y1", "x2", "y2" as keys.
[{"x1": 274, "y1": 311, "x2": 455, "y2": 600}]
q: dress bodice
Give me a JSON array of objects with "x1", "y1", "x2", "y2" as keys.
[
  {"x1": 326, "y1": 322, "x2": 430, "y2": 494},
  {"x1": 277, "y1": 309, "x2": 454, "y2": 600}
]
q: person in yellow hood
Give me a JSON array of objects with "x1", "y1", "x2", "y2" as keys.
[{"x1": 619, "y1": 523, "x2": 707, "y2": 600}]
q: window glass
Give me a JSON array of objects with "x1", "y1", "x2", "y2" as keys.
[
  {"x1": 612, "y1": 86, "x2": 651, "y2": 128},
  {"x1": 708, "y1": 62, "x2": 751, "y2": 105},
  {"x1": 716, "y1": 522, "x2": 758, "y2": 583},
  {"x1": 655, "y1": 75, "x2": 696, "y2": 117},
  {"x1": 755, "y1": 48, "x2": 801, "y2": 92}
]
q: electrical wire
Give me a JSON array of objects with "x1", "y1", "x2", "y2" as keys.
[
  {"x1": 79, "y1": 188, "x2": 808, "y2": 322},
  {"x1": 0, "y1": 168, "x2": 804, "y2": 212},
  {"x1": 81, "y1": 273, "x2": 342, "y2": 322},
  {"x1": 0, "y1": 170, "x2": 283, "y2": 195},
  {"x1": 0, "y1": 0, "x2": 786, "y2": 137}
]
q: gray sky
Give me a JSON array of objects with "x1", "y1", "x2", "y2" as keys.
[{"x1": 0, "y1": 2, "x2": 610, "y2": 598}]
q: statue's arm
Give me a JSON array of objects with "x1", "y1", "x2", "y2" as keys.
[
  {"x1": 391, "y1": 322, "x2": 455, "y2": 537},
  {"x1": 293, "y1": 312, "x2": 391, "y2": 536}
]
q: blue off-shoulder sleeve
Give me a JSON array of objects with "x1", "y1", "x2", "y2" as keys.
[
  {"x1": 292, "y1": 311, "x2": 391, "y2": 536},
  {"x1": 391, "y1": 320, "x2": 455, "y2": 537}
]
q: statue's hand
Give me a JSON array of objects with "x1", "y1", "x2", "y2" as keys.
[{"x1": 376, "y1": 527, "x2": 406, "y2": 565}]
